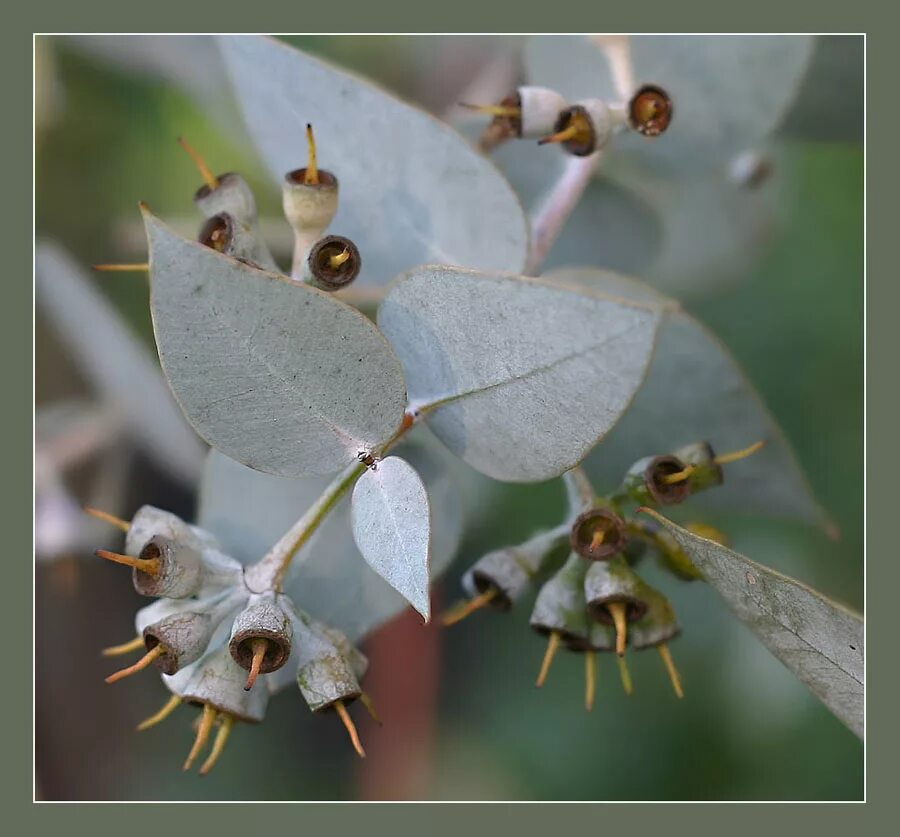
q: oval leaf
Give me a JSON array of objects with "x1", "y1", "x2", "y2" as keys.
[
  {"x1": 217, "y1": 35, "x2": 529, "y2": 283},
  {"x1": 144, "y1": 210, "x2": 407, "y2": 477},
  {"x1": 198, "y1": 433, "x2": 462, "y2": 644},
  {"x1": 351, "y1": 456, "x2": 431, "y2": 620},
  {"x1": 525, "y1": 35, "x2": 813, "y2": 169},
  {"x1": 642, "y1": 509, "x2": 863, "y2": 738},
  {"x1": 378, "y1": 266, "x2": 663, "y2": 482},
  {"x1": 545, "y1": 268, "x2": 829, "y2": 528}
]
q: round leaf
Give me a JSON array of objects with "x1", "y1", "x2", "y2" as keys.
[
  {"x1": 351, "y1": 456, "x2": 431, "y2": 620},
  {"x1": 144, "y1": 210, "x2": 407, "y2": 477},
  {"x1": 378, "y1": 266, "x2": 663, "y2": 482},
  {"x1": 217, "y1": 35, "x2": 530, "y2": 283}
]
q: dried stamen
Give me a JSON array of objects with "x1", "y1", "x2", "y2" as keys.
[
  {"x1": 85, "y1": 507, "x2": 130, "y2": 532},
  {"x1": 136, "y1": 695, "x2": 182, "y2": 731},
  {"x1": 95, "y1": 548, "x2": 161, "y2": 577},
  {"x1": 658, "y1": 642, "x2": 684, "y2": 699},
  {"x1": 183, "y1": 704, "x2": 217, "y2": 771},
  {"x1": 459, "y1": 102, "x2": 522, "y2": 118},
  {"x1": 328, "y1": 248, "x2": 351, "y2": 269},
  {"x1": 663, "y1": 440, "x2": 766, "y2": 485},
  {"x1": 536, "y1": 630, "x2": 561, "y2": 687},
  {"x1": 607, "y1": 601, "x2": 628, "y2": 657},
  {"x1": 200, "y1": 716, "x2": 235, "y2": 775},
  {"x1": 442, "y1": 587, "x2": 498, "y2": 627},
  {"x1": 335, "y1": 700, "x2": 366, "y2": 758},
  {"x1": 304, "y1": 124, "x2": 319, "y2": 185},
  {"x1": 102, "y1": 636, "x2": 145, "y2": 657},
  {"x1": 359, "y1": 692, "x2": 382, "y2": 726},
  {"x1": 244, "y1": 637, "x2": 268, "y2": 691},
  {"x1": 177, "y1": 136, "x2": 219, "y2": 191},
  {"x1": 105, "y1": 644, "x2": 165, "y2": 684},
  {"x1": 92, "y1": 263, "x2": 149, "y2": 273},
  {"x1": 584, "y1": 651, "x2": 597, "y2": 712},
  {"x1": 616, "y1": 654, "x2": 634, "y2": 696}
]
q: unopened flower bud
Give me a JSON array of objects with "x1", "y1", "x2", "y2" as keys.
[
  {"x1": 569, "y1": 504, "x2": 629, "y2": 561},
  {"x1": 628, "y1": 84, "x2": 673, "y2": 137},
  {"x1": 305, "y1": 235, "x2": 361, "y2": 291}
]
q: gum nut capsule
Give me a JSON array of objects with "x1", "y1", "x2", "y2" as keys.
[
  {"x1": 143, "y1": 591, "x2": 245, "y2": 675},
  {"x1": 198, "y1": 212, "x2": 278, "y2": 272},
  {"x1": 630, "y1": 584, "x2": 681, "y2": 650},
  {"x1": 583, "y1": 557, "x2": 649, "y2": 629},
  {"x1": 518, "y1": 86, "x2": 570, "y2": 138},
  {"x1": 317, "y1": 623, "x2": 369, "y2": 680},
  {"x1": 293, "y1": 618, "x2": 361, "y2": 712},
  {"x1": 529, "y1": 553, "x2": 592, "y2": 648},
  {"x1": 282, "y1": 167, "x2": 339, "y2": 242},
  {"x1": 131, "y1": 534, "x2": 203, "y2": 599},
  {"x1": 545, "y1": 99, "x2": 613, "y2": 156},
  {"x1": 628, "y1": 84, "x2": 673, "y2": 137},
  {"x1": 194, "y1": 172, "x2": 259, "y2": 226},
  {"x1": 462, "y1": 528, "x2": 566, "y2": 609},
  {"x1": 569, "y1": 505, "x2": 629, "y2": 561},
  {"x1": 306, "y1": 235, "x2": 361, "y2": 291},
  {"x1": 622, "y1": 454, "x2": 692, "y2": 507},
  {"x1": 180, "y1": 644, "x2": 269, "y2": 723},
  {"x1": 672, "y1": 441, "x2": 724, "y2": 494},
  {"x1": 228, "y1": 595, "x2": 294, "y2": 678}
]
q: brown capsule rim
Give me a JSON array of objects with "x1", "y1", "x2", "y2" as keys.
[
  {"x1": 628, "y1": 84, "x2": 673, "y2": 138},
  {"x1": 587, "y1": 595, "x2": 648, "y2": 626},
  {"x1": 285, "y1": 168, "x2": 338, "y2": 189},
  {"x1": 570, "y1": 508, "x2": 629, "y2": 561},
  {"x1": 553, "y1": 105, "x2": 596, "y2": 157},
  {"x1": 131, "y1": 537, "x2": 171, "y2": 597},
  {"x1": 308, "y1": 235, "x2": 361, "y2": 290},
  {"x1": 645, "y1": 455, "x2": 692, "y2": 506},
  {"x1": 229, "y1": 630, "x2": 292, "y2": 674},
  {"x1": 470, "y1": 571, "x2": 513, "y2": 612},
  {"x1": 193, "y1": 171, "x2": 240, "y2": 202},
  {"x1": 141, "y1": 629, "x2": 181, "y2": 676},
  {"x1": 198, "y1": 212, "x2": 234, "y2": 253}
]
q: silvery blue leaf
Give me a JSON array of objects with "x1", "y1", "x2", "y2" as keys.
[
  {"x1": 351, "y1": 456, "x2": 431, "y2": 620},
  {"x1": 144, "y1": 210, "x2": 408, "y2": 477},
  {"x1": 379, "y1": 266, "x2": 663, "y2": 482}
]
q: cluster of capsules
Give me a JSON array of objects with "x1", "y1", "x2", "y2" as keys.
[
  {"x1": 443, "y1": 439, "x2": 764, "y2": 709},
  {"x1": 88, "y1": 504, "x2": 377, "y2": 774},
  {"x1": 463, "y1": 82, "x2": 673, "y2": 154},
  {"x1": 99, "y1": 125, "x2": 361, "y2": 297}
]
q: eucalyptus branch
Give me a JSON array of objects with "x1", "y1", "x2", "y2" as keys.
[
  {"x1": 562, "y1": 465, "x2": 597, "y2": 517},
  {"x1": 525, "y1": 151, "x2": 605, "y2": 275}
]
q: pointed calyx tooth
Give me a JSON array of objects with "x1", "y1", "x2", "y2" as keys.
[
  {"x1": 306, "y1": 235, "x2": 361, "y2": 291},
  {"x1": 129, "y1": 535, "x2": 203, "y2": 599},
  {"x1": 569, "y1": 505, "x2": 629, "y2": 561},
  {"x1": 627, "y1": 84, "x2": 673, "y2": 137},
  {"x1": 538, "y1": 99, "x2": 613, "y2": 156},
  {"x1": 228, "y1": 596, "x2": 294, "y2": 689},
  {"x1": 619, "y1": 454, "x2": 693, "y2": 507}
]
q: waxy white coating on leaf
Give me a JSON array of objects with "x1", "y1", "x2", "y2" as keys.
[
  {"x1": 644, "y1": 510, "x2": 863, "y2": 738},
  {"x1": 143, "y1": 211, "x2": 407, "y2": 477},
  {"x1": 525, "y1": 35, "x2": 814, "y2": 169},
  {"x1": 217, "y1": 35, "x2": 529, "y2": 283},
  {"x1": 545, "y1": 268, "x2": 829, "y2": 528},
  {"x1": 197, "y1": 432, "x2": 463, "y2": 642},
  {"x1": 379, "y1": 266, "x2": 663, "y2": 482},
  {"x1": 351, "y1": 457, "x2": 431, "y2": 621}
]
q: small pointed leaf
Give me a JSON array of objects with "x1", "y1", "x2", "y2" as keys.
[
  {"x1": 198, "y1": 433, "x2": 462, "y2": 645},
  {"x1": 217, "y1": 35, "x2": 529, "y2": 283},
  {"x1": 351, "y1": 456, "x2": 431, "y2": 620},
  {"x1": 144, "y1": 210, "x2": 407, "y2": 477},
  {"x1": 545, "y1": 268, "x2": 829, "y2": 527},
  {"x1": 378, "y1": 267, "x2": 663, "y2": 482},
  {"x1": 642, "y1": 509, "x2": 863, "y2": 738}
]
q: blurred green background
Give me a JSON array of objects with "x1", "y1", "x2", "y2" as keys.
[{"x1": 35, "y1": 35, "x2": 863, "y2": 801}]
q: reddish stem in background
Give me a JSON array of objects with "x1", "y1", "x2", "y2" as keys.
[{"x1": 356, "y1": 587, "x2": 443, "y2": 800}]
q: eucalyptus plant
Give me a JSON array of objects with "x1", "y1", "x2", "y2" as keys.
[{"x1": 71, "y1": 34, "x2": 862, "y2": 777}]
